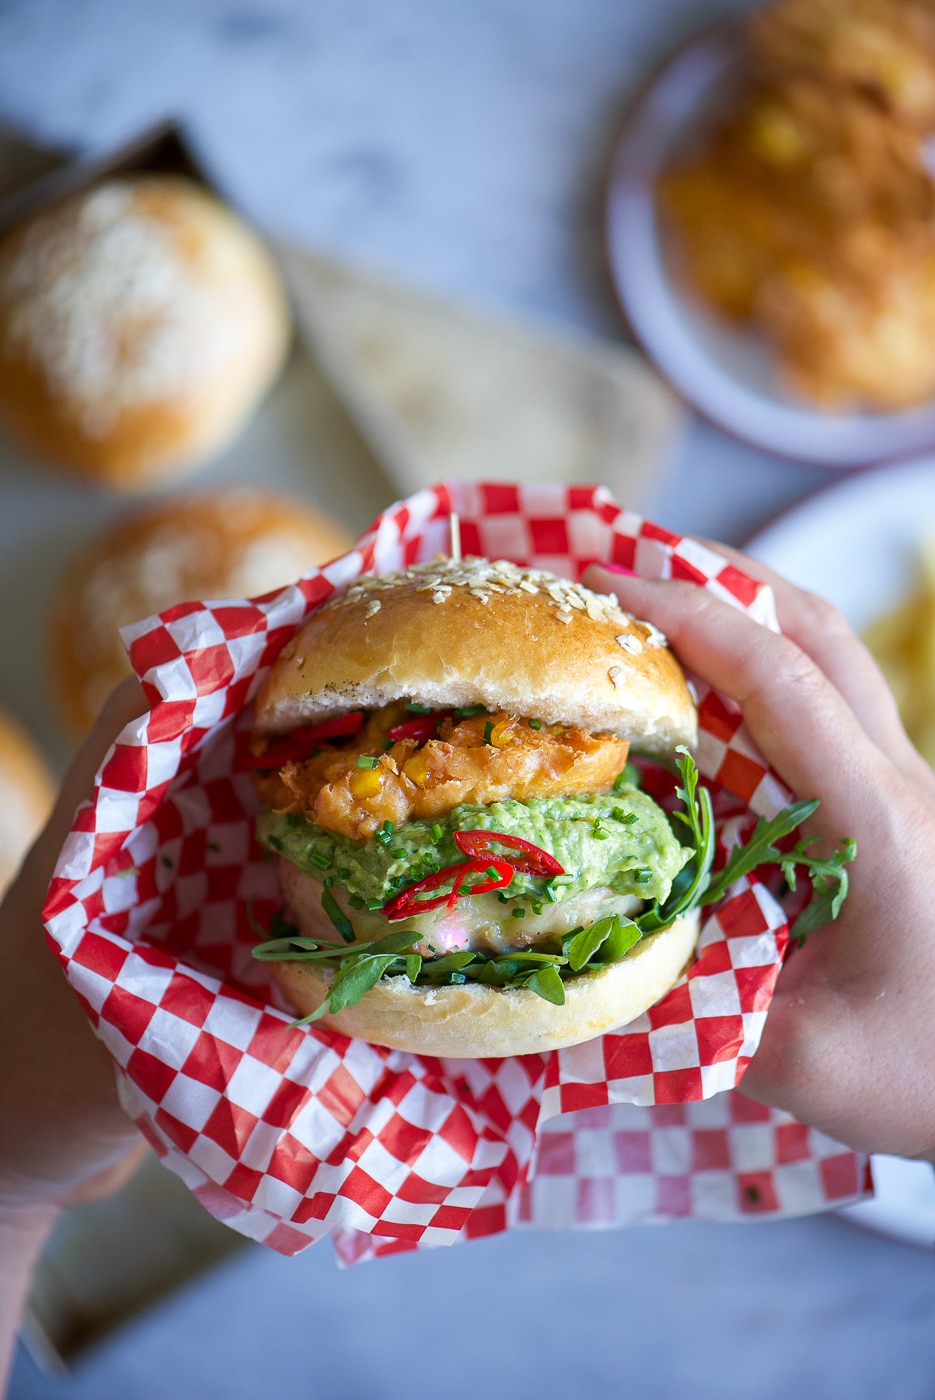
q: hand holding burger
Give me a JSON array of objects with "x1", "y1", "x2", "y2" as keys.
[{"x1": 585, "y1": 556, "x2": 935, "y2": 1163}]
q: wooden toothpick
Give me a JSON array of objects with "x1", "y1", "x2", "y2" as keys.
[{"x1": 449, "y1": 512, "x2": 462, "y2": 562}]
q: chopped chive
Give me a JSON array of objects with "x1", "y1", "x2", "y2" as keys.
[
  {"x1": 612, "y1": 771, "x2": 629, "y2": 792},
  {"x1": 486, "y1": 865, "x2": 503, "y2": 880},
  {"x1": 366, "y1": 898, "x2": 383, "y2": 910},
  {"x1": 356, "y1": 754, "x2": 379, "y2": 769},
  {"x1": 532, "y1": 901, "x2": 543, "y2": 915},
  {"x1": 308, "y1": 850, "x2": 331, "y2": 870},
  {"x1": 266, "y1": 835, "x2": 283, "y2": 852},
  {"x1": 321, "y1": 888, "x2": 355, "y2": 943},
  {"x1": 483, "y1": 721, "x2": 495, "y2": 744},
  {"x1": 511, "y1": 908, "x2": 526, "y2": 919},
  {"x1": 349, "y1": 894, "x2": 365, "y2": 909},
  {"x1": 406, "y1": 702, "x2": 433, "y2": 713},
  {"x1": 634, "y1": 868, "x2": 653, "y2": 884},
  {"x1": 393, "y1": 848, "x2": 407, "y2": 859},
  {"x1": 454, "y1": 704, "x2": 487, "y2": 717},
  {"x1": 324, "y1": 875, "x2": 335, "y2": 889},
  {"x1": 337, "y1": 867, "x2": 351, "y2": 879},
  {"x1": 375, "y1": 821, "x2": 394, "y2": 846},
  {"x1": 382, "y1": 738, "x2": 394, "y2": 751},
  {"x1": 431, "y1": 823, "x2": 444, "y2": 842},
  {"x1": 527, "y1": 718, "x2": 542, "y2": 730}
]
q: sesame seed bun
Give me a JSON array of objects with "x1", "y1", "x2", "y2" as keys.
[
  {"x1": 269, "y1": 900, "x2": 701, "y2": 1058},
  {"x1": 254, "y1": 558, "x2": 698, "y2": 752},
  {"x1": 0, "y1": 710, "x2": 54, "y2": 897},
  {"x1": 48, "y1": 488, "x2": 353, "y2": 738},
  {"x1": 0, "y1": 175, "x2": 289, "y2": 488}
]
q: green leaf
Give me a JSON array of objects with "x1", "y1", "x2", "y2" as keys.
[
  {"x1": 701, "y1": 801, "x2": 821, "y2": 905},
  {"x1": 595, "y1": 917, "x2": 643, "y2": 963},
  {"x1": 524, "y1": 965, "x2": 566, "y2": 1005},
  {"x1": 566, "y1": 916, "x2": 618, "y2": 971},
  {"x1": 328, "y1": 954, "x2": 397, "y2": 1014},
  {"x1": 403, "y1": 953, "x2": 423, "y2": 982},
  {"x1": 636, "y1": 750, "x2": 715, "y2": 934}
]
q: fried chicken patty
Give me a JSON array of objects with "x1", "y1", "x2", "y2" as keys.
[{"x1": 252, "y1": 703, "x2": 630, "y2": 840}]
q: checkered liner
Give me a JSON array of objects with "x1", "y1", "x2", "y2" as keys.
[{"x1": 42, "y1": 481, "x2": 870, "y2": 1260}]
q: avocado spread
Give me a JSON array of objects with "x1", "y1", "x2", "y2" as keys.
[{"x1": 257, "y1": 786, "x2": 689, "y2": 910}]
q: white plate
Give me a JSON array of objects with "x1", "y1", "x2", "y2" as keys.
[
  {"x1": 605, "y1": 24, "x2": 935, "y2": 469},
  {"x1": 747, "y1": 455, "x2": 935, "y2": 1247}
]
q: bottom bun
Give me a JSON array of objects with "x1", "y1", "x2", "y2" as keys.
[{"x1": 269, "y1": 907, "x2": 701, "y2": 1058}]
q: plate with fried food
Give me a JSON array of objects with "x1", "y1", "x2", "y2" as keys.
[
  {"x1": 745, "y1": 450, "x2": 935, "y2": 1244},
  {"x1": 606, "y1": 4, "x2": 935, "y2": 466}
]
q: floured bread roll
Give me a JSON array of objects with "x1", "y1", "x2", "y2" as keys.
[
  {"x1": 0, "y1": 710, "x2": 54, "y2": 897},
  {"x1": 0, "y1": 175, "x2": 290, "y2": 487},
  {"x1": 48, "y1": 488, "x2": 353, "y2": 737}
]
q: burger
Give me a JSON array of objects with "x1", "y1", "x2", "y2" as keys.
[{"x1": 249, "y1": 556, "x2": 703, "y2": 1058}]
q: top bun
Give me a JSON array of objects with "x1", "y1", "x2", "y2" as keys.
[
  {"x1": 49, "y1": 488, "x2": 353, "y2": 738},
  {"x1": 255, "y1": 557, "x2": 697, "y2": 751},
  {"x1": 0, "y1": 175, "x2": 290, "y2": 489}
]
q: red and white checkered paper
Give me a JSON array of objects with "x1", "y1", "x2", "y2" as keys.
[{"x1": 42, "y1": 480, "x2": 871, "y2": 1262}]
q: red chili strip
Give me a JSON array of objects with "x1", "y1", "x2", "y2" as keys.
[
  {"x1": 248, "y1": 711, "x2": 366, "y2": 768},
  {"x1": 452, "y1": 829, "x2": 565, "y2": 877},
  {"x1": 382, "y1": 857, "x2": 514, "y2": 921},
  {"x1": 386, "y1": 711, "x2": 451, "y2": 744}
]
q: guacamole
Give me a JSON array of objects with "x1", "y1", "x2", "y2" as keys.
[{"x1": 257, "y1": 786, "x2": 689, "y2": 911}]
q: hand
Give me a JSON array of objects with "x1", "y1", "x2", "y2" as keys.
[
  {"x1": 584, "y1": 554, "x2": 935, "y2": 1163},
  {"x1": 0, "y1": 680, "x2": 149, "y2": 1393}
]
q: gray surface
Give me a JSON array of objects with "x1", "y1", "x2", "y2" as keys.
[{"x1": 2, "y1": 2, "x2": 929, "y2": 1398}]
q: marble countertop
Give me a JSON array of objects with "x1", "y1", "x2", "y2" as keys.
[{"x1": 2, "y1": 3, "x2": 933, "y2": 1398}]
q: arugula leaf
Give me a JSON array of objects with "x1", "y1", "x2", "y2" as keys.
[
  {"x1": 636, "y1": 748, "x2": 715, "y2": 935},
  {"x1": 523, "y1": 965, "x2": 566, "y2": 1005},
  {"x1": 567, "y1": 914, "x2": 640, "y2": 971},
  {"x1": 787, "y1": 837, "x2": 856, "y2": 944},
  {"x1": 701, "y1": 801, "x2": 820, "y2": 906}
]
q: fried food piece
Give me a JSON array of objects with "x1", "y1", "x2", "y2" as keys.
[
  {"x1": 661, "y1": 76, "x2": 935, "y2": 319},
  {"x1": 752, "y1": 0, "x2": 935, "y2": 131},
  {"x1": 661, "y1": 67, "x2": 935, "y2": 408},
  {"x1": 758, "y1": 225, "x2": 935, "y2": 408},
  {"x1": 253, "y1": 704, "x2": 630, "y2": 840}
]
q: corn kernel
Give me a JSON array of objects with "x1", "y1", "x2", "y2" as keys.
[
  {"x1": 403, "y1": 755, "x2": 429, "y2": 786},
  {"x1": 350, "y1": 768, "x2": 383, "y2": 799},
  {"x1": 490, "y1": 718, "x2": 516, "y2": 747}
]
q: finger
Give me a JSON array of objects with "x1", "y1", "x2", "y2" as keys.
[
  {"x1": 582, "y1": 569, "x2": 891, "y2": 831},
  {"x1": 693, "y1": 541, "x2": 927, "y2": 777}
]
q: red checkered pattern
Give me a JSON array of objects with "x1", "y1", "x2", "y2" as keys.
[{"x1": 42, "y1": 481, "x2": 870, "y2": 1260}]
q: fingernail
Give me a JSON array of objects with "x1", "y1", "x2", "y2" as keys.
[{"x1": 600, "y1": 563, "x2": 638, "y2": 577}]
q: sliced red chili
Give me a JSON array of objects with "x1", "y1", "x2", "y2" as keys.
[
  {"x1": 452, "y1": 829, "x2": 565, "y2": 878},
  {"x1": 248, "y1": 711, "x2": 366, "y2": 768},
  {"x1": 382, "y1": 857, "x2": 514, "y2": 921},
  {"x1": 386, "y1": 711, "x2": 451, "y2": 744}
]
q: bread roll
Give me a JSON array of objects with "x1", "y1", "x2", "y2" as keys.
[
  {"x1": 254, "y1": 556, "x2": 698, "y2": 751},
  {"x1": 271, "y1": 907, "x2": 701, "y2": 1058},
  {"x1": 0, "y1": 710, "x2": 54, "y2": 897},
  {"x1": 49, "y1": 488, "x2": 352, "y2": 737},
  {"x1": 0, "y1": 175, "x2": 289, "y2": 487}
]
